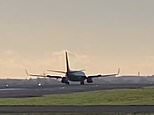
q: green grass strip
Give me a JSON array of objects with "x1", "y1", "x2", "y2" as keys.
[{"x1": 0, "y1": 88, "x2": 154, "y2": 105}]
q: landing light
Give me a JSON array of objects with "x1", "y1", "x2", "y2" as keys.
[
  {"x1": 5, "y1": 84, "x2": 9, "y2": 88},
  {"x1": 38, "y1": 83, "x2": 42, "y2": 87}
]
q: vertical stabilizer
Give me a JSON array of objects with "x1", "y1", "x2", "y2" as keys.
[{"x1": 65, "y1": 51, "x2": 70, "y2": 72}]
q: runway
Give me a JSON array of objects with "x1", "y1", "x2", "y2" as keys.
[
  {"x1": 0, "y1": 76, "x2": 154, "y2": 98},
  {"x1": 0, "y1": 83, "x2": 153, "y2": 98},
  {"x1": 0, "y1": 105, "x2": 154, "y2": 113},
  {"x1": 0, "y1": 83, "x2": 154, "y2": 113}
]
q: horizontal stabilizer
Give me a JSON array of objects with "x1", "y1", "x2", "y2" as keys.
[{"x1": 47, "y1": 70, "x2": 66, "y2": 74}]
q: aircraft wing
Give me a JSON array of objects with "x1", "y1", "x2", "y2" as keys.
[
  {"x1": 28, "y1": 74, "x2": 46, "y2": 77},
  {"x1": 25, "y1": 70, "x2": 62, "y2": 79},
  {"x1": 28, "y1": 74, "x2": 62, "y2": 79},
  {"x1": 87, "y1": 68, "x2": 120, "y2": 78},
  {"x1": 87, "y1": 73, "x2": 117, "y2": 78},
  {"x1": 46, "y1": 75, "x2": 62, "y2": 79}
]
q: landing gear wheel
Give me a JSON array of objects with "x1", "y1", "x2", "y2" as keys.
[
  {"x1": 65, "y1": 81, "x2": 70, "y2": 85},
  {"x1": 80, "y1": 81, "x2": 84, "y2": 85}
]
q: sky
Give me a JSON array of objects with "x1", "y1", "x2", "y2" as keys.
[{"x1": 0, "y1": 0, "x2": 154, "y2": 78}]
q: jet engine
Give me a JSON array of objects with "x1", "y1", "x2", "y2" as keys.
[
  {"x1": 61, "y1": 77, "x2": 67, "y2": 83},
  {"x1": 87, "y1": 77, "x2": 93, "y2": 83}
]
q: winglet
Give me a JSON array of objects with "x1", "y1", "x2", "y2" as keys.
[
  {"x1": 117, "y1": 68, "x2": 120, "y2": 75},
  {"x1": 25, "y1": 69, "x2": 29, "y2": 76}
]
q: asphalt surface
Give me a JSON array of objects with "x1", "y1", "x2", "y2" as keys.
[
  {"x1": 0, "y1": 83, "x2": 154, "y2": 113},
  {"x1": 0, "y1": 83, "x2": 153, "y2": 98},
  {"x1": 0, "y1": 105, "x2": 153, "y2": 113}
]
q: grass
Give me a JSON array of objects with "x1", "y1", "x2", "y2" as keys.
[{"x1": 0, "y1": 88, "x2": 154, "y2": 105}]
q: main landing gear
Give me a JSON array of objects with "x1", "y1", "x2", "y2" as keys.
[
  {"x1": 80, "y1": 81, "x2": 85, "y2": 85},
  {"x1": 65, "y1": 81, "x2": 70, "y2": 85}
]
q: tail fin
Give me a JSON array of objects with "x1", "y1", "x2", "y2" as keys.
[{"x1": 65, "y1": 51, "x2": 70, "y2": 72}]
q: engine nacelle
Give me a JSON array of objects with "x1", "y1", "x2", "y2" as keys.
[
  {"x1": 87, "y1": 78, "x2": 93, "y2": 83},
  {"x1": 61, "y1": 77, "x2": 67, "y2": 83}
]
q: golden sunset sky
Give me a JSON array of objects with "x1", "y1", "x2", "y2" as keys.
[{"x1": 0, "y1": 0, "x2": 154, "y2": 78}]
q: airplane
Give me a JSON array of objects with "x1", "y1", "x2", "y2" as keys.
[{"x1": 26, "y1": 51, "x2": 120, "y2": 85}]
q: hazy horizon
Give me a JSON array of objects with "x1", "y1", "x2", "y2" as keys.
[{"x1": 0, "y1": 0, "x2": 154, "y2": 78}]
